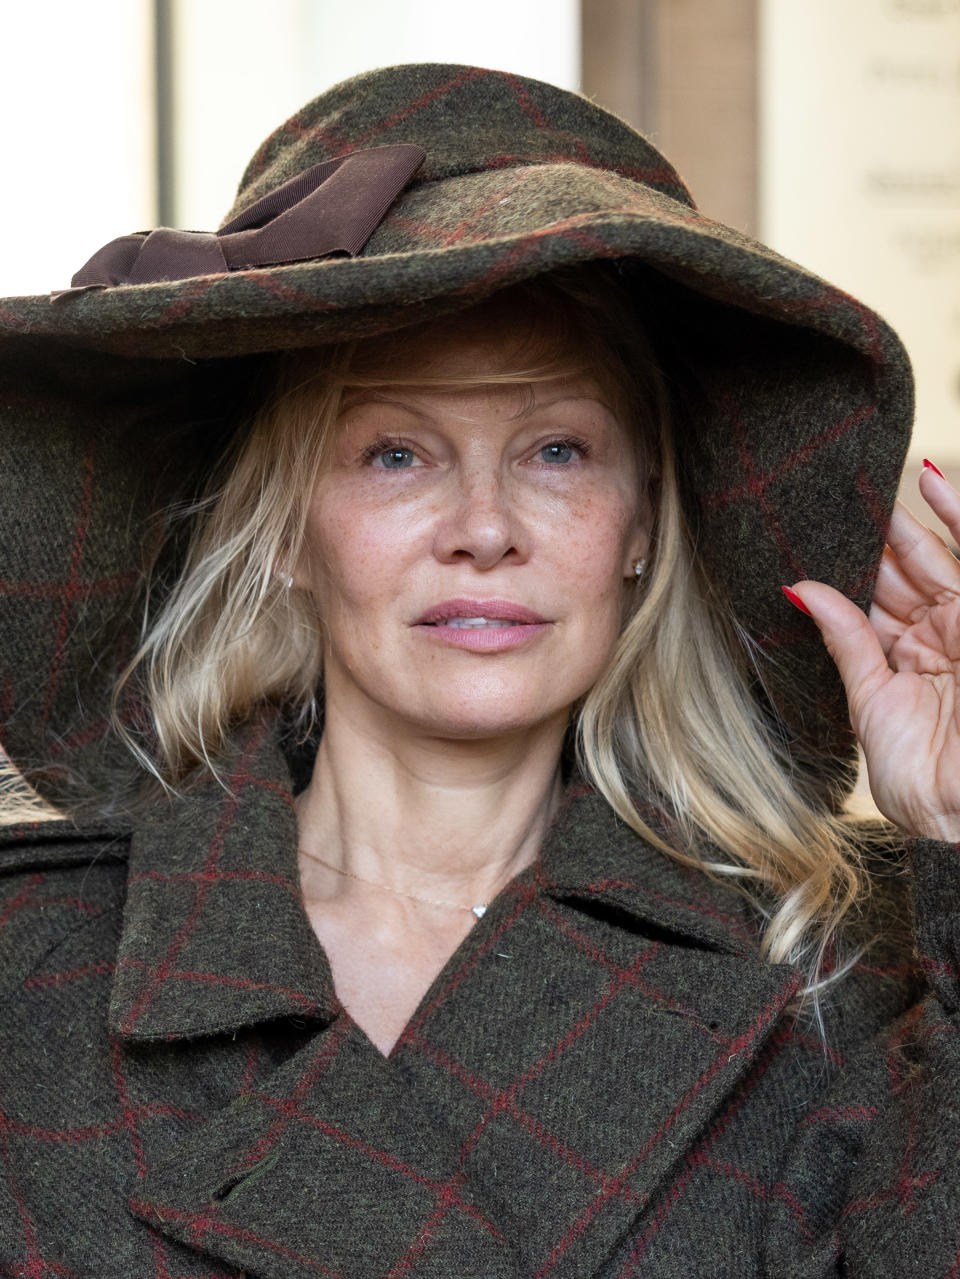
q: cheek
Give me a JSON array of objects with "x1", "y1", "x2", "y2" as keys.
[
  {"x1": 299, "y1": 487, "x2": 428, "y2": 612},
  {"x1": 551, "y1": 487, "x2": 638, "y2": 578}
]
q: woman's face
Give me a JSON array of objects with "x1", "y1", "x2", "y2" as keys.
[{"x1": 295, "y1": 315, "x2": 650, "y2": 744}]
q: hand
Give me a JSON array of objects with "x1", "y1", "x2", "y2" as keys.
[{"x1": 787, "y1": 464, "x2": 960, "y2": 842}]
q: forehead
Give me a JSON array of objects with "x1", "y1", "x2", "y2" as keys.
[
  {"x1": 353, "y1": 307, "x2": 567, "y2": 370},
  {"x1": 338, "y1": 298, "x2": 629, "y2": 413},
  {"x1": 338, "y1": 380, "x2": 620, "y2": 441}
]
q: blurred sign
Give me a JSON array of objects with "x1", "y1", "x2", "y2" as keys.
[{"x1": 760, "y1": 0, "x2": 960, "y2": 460}]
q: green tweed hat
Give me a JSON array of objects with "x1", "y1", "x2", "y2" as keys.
[{"x1": 0, "y1": 63, "x2": 912, "y2": 805}]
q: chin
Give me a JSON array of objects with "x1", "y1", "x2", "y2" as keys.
[
  {"x1": 429, "y1": 717, "x2": 557, "y2": 742},
  {"x1": 398, "y1": 694, "x2": 576, "y2": 742},
  {"x1": 329, "y1": 662, "x2": 595, "y2": 744}
]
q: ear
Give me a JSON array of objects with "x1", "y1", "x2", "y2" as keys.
[
  {"x1": 273, "y1": 547, "x2": 301, "y2": 593},
  {"x1": 275, "y1": 534, "x2": 319, "y2": 594},
  {"x1": 621, "y1": 497, "x2": 652, "y2": 580}
]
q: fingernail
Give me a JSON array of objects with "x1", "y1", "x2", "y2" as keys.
[
  {"x1": 782, "y1": 585, "x2": 812, "y2": 616},
  {"x1": 923, "y1": 458, "x2": 945, "y2": 479}
]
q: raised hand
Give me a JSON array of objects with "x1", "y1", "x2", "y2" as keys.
[{"x1": 786, "y1": 463, "x2": 960, "y2": 841}]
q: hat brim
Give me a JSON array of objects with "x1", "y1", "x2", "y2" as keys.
[{"x1": 0, "y1": 164, "x2": 913, "y2": 804}]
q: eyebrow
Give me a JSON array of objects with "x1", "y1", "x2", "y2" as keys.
[{"x1": 340, "y1": 391, "x2": 617, "y2": 418}]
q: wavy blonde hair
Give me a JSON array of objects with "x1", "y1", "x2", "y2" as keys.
[{"x1": 111, "y1": 263, "x2": 869, "y2": 994}]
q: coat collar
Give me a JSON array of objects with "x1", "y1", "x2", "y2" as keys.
[
  {"x1": 108, "y1": 716, "x2": 337, "y2": 1039},
  {"x1": 110, "y1": 720, "x2": 800, "y2": 1277},
  {"x1": 108, "y1": 723, "x2": 764, "y2": 1042}
]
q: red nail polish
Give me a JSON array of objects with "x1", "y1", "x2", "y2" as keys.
[
  {"x1": 782, "y1": 585, "x2": 812, "y2": 616},
  {"x1": 923, "y1": 458, "x2": 945, "y2": 479}
]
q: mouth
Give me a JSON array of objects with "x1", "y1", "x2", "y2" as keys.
[
  {"x1": 413, "y1": 599, "x2": 551, "y2": 652},
  {"x1": 415, "y1": 599, "x2": 548, "y2": 627},
  {"x1": 440, "y1": 617, "x2": 527, "y2": 629}
]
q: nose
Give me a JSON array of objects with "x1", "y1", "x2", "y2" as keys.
[{"x1": 432, "y1": 466, "x2": 527, "y2": 570}]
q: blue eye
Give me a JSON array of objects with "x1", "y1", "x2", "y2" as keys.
[
  {"x1": 377, "y1": 447, "x2": 416, "y2": 469},
  {"x1": 539, "y1": 442, "x2": 575, "y2": 464}
]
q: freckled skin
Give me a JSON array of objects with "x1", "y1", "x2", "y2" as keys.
[
  {"x1": 292, "y1": 317, "x2": 651, "y2": 1055},
  {"x1": 295, "y1": 323, "x2": 650, "y2": 748}
]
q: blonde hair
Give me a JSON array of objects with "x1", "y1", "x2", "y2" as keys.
[
  {"x1": 0, "y1": 748, "x2": 63, "y2": 824},
  {"x1": 112, "y1": 263, "x2": 869, "y2": 995}
]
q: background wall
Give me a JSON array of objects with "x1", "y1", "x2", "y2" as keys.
[
  {"x1": 0, "y1": 1, "x2": 156, "y2": 298},
  {"x1": 169, "y1": 0, "x2": 579, "y2": 231},
  {"x1": 582, "y1": 0, "x2": 758, "y2": 234},
  {"x1": 760, "y1": 0, "x2": 960, "y2": 467}
]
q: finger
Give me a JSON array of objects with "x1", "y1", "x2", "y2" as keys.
[
  {"x1": 787, "y1": 581, "x2": 893, "y2": 716},
  {"x1": 919, "y1": 461, "x2": 960, "y2": 550},
  {"x1": 885, "y1": 500, "x2": 960, "y2": 599}
]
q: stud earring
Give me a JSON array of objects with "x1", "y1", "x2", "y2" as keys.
[
  {"x1": 632, "y1": 558, "x2": 646, "y2": 579},
  {"x1": 285, "y1": 574, "x2": 294, "y2": 590}
]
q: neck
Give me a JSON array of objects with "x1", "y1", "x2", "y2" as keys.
[{"x1": 295, "y1": 696, "x2": 568, "y2": 912}]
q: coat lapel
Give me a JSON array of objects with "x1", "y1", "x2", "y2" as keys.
[
  {"x1": 386, "y1": 791, "x2": 800, "y2": 1278},
  {"x1": 109, "y1": 718, "x2": 337, "y2": 1040},
  {"x1": 115, "y1": 728, "x2": 799, "y2": 1278}
]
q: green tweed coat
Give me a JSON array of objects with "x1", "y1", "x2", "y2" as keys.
[
  {"x1": 1, "y1": 63, "x2": 958, "y2": 1277},
  {"x1": 1, "y1": 714, "x2": 959, "y2": 1276}
]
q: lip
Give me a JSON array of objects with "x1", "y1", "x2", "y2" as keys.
[
  {"x1": 415, "y1": 598, "x2": 548, "y2": 626},
  {"x1": 413, "y1": 598, "x2": 552, "y2": 653}
]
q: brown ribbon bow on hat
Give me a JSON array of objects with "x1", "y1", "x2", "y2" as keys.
[{"x1": 68, "y1": 143, "x2": 426, "y2": 290}]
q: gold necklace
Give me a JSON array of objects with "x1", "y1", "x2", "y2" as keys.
[{"x1": 299, "y1": 846, "x2": 490, "y2": 918}]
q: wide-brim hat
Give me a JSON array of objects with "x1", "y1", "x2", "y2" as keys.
[{"x1": 0, "y1": 63, "x2": 912, "y2": 806}]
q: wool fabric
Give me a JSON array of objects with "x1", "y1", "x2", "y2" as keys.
[
  {"x1": 1, "y1": 717, "x2": 959, "y2": 1275},
  {"x1": 0, "y1": 63, "x2": 955, "y2": 1278}
]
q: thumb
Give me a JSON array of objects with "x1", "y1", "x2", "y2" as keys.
[{"x1": 784, "y1": 581, "x2": 893, "y2": 714}]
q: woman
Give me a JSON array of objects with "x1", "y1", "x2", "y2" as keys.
[{"x1": 0, "y1": 63, "x2": 958, "y2": 1278}]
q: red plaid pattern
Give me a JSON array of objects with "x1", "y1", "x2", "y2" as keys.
[{"x1": 1, "y1": 722, "x2": 959, "y2": 1276}]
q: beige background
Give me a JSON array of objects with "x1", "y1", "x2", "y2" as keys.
[{"x1": 760, "y1": 0, "x2": 960, "y2": 468}]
